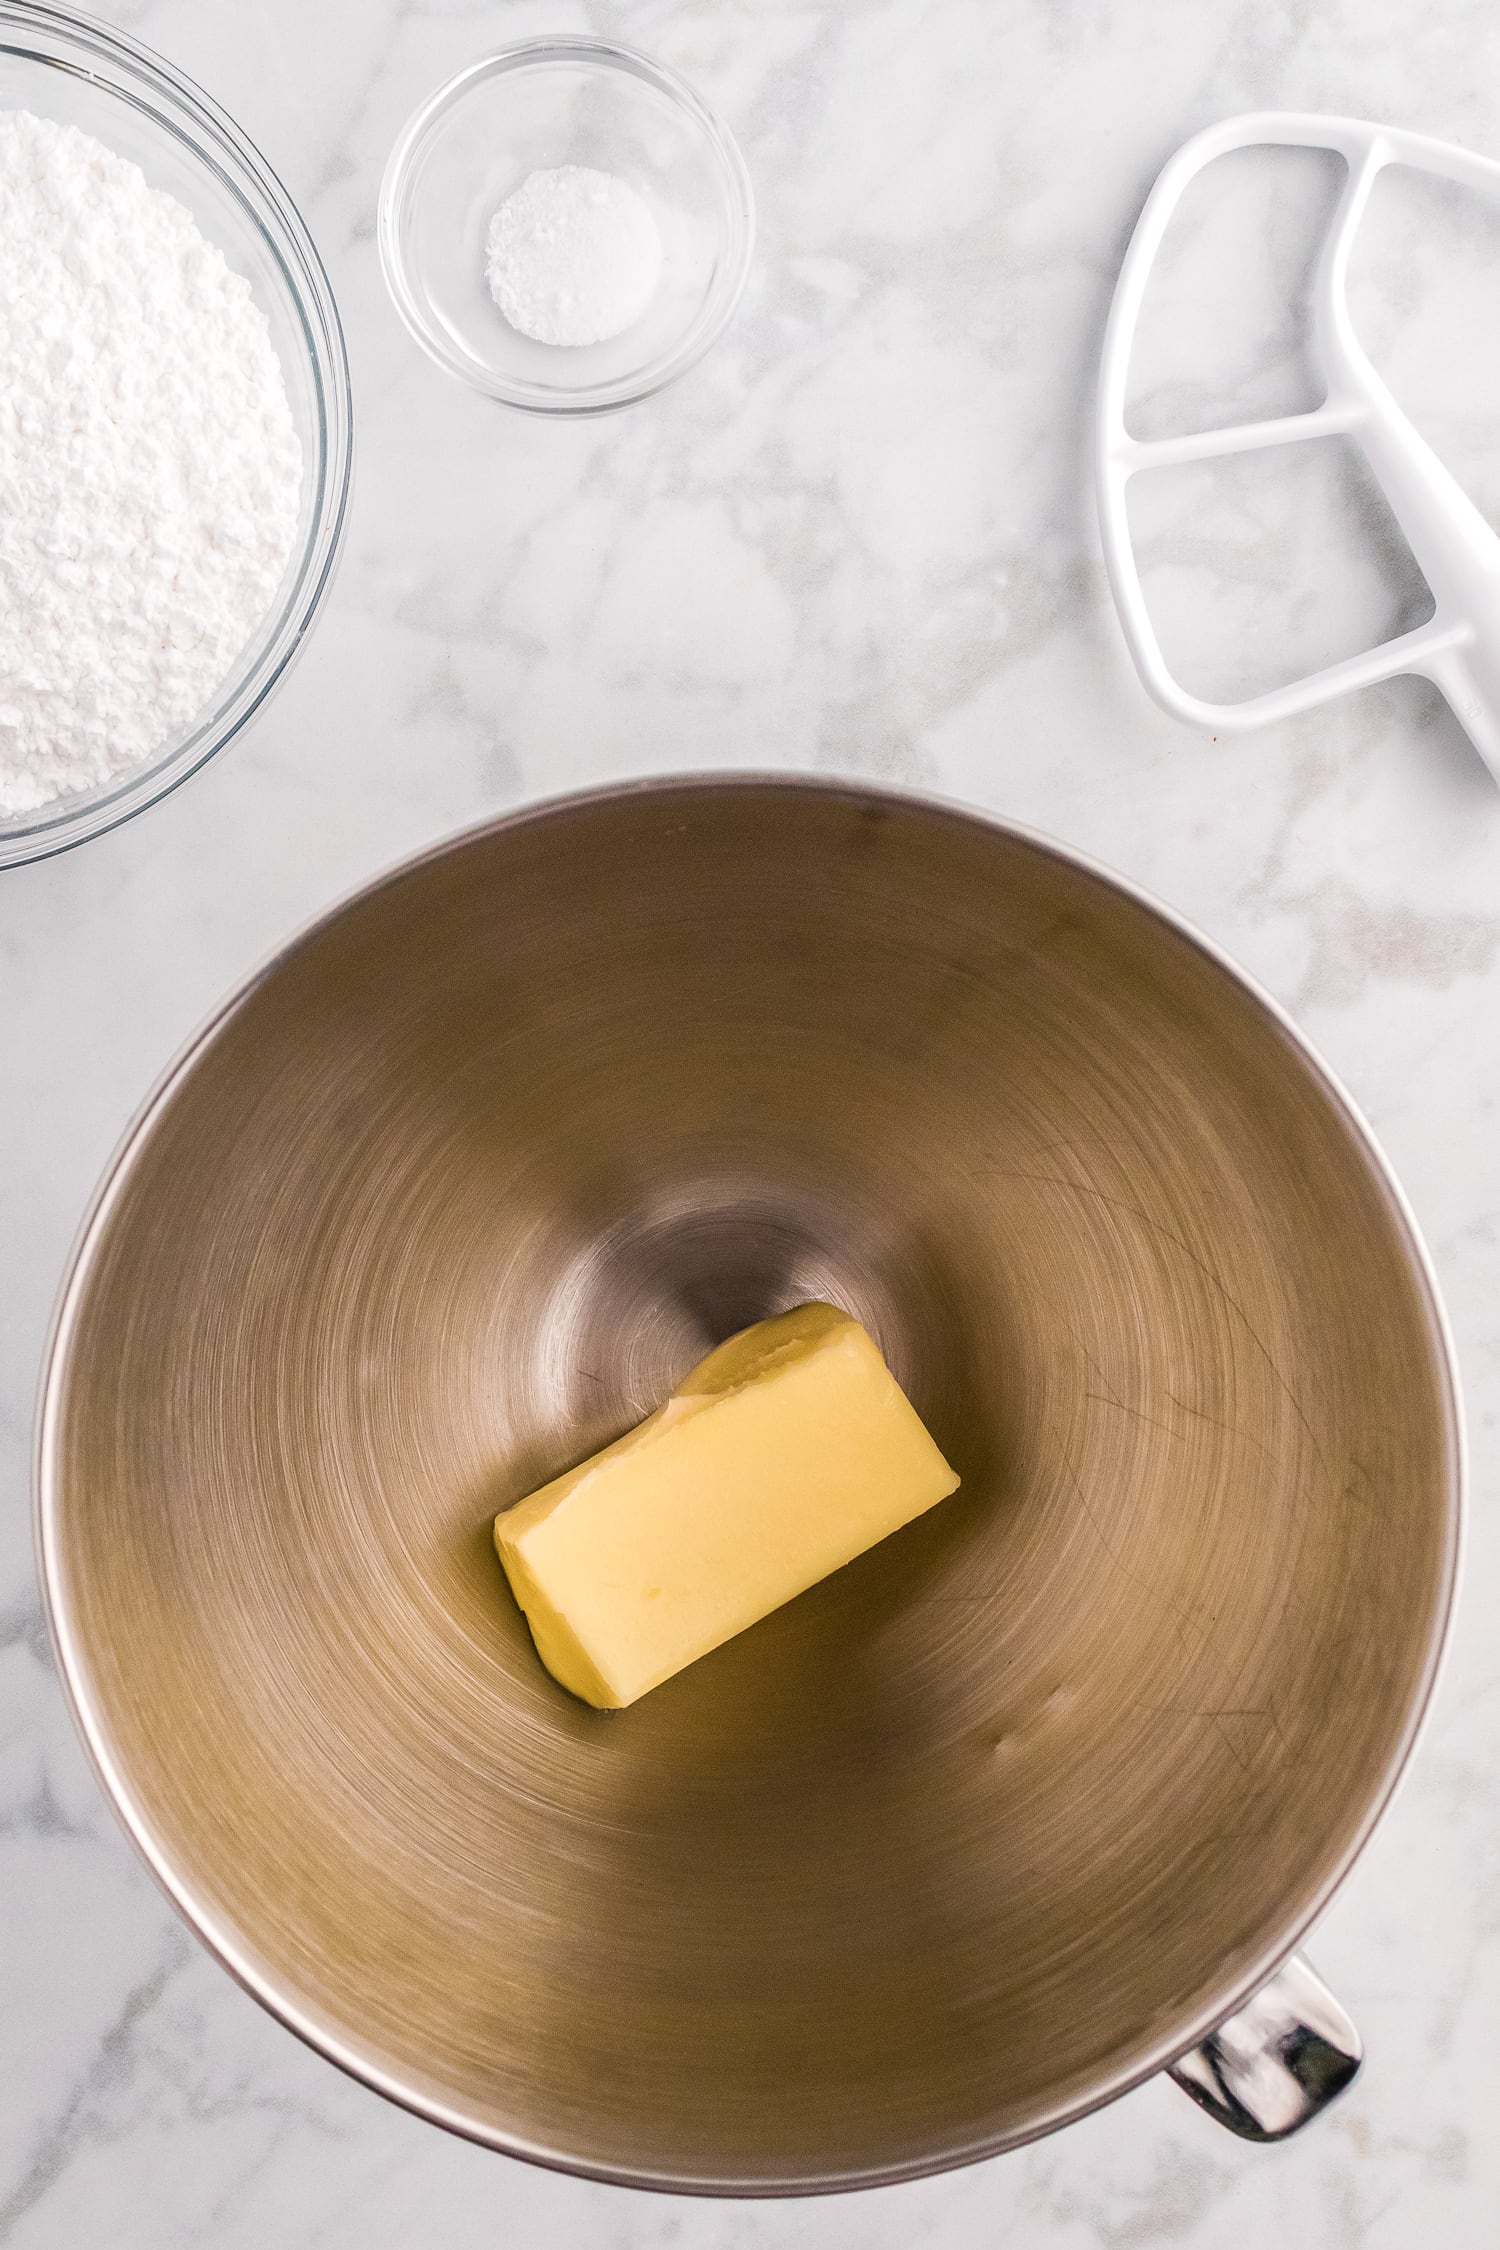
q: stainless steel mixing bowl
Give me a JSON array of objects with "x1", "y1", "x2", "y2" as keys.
[{"x1": 38, "y1": 779, "x2": 1460, "y2": 2190}]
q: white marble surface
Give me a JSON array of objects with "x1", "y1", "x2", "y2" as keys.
[{"x1": 4, "y1": 0, "x2": 1500, "y2": 2241}]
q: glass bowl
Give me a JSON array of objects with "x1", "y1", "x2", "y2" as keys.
[
  {"x1": 379, "y1": 37, "x2": 754, "y2": 414},
  {"x1": 0, "y1": 2, "x2": 353, "y2": 869}
]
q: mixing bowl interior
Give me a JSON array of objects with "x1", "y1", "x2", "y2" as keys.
[{"x1": 40, "y1": 782, "x2": 1458, "y2": 2189}]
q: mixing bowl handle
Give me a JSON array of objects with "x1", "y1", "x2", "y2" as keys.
[{"x1": 1166, "y1": 1954, "x2": 1362, "y2": 2140}]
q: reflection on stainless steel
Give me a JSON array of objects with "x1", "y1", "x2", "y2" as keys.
[
  {"x1": 1170, "y1": 1954, "x2": 1362, "y2": 2140},
  {"x1": 37, "y1": 781, "x2": 1460, "y2": 2192}
]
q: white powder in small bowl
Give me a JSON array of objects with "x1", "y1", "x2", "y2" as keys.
[
  {"x1": 0, "y1": 108, "x2": 302, "y2": 818},
  {"x1": 484, "y1": 165, "x2": 663, "y2": 348}
]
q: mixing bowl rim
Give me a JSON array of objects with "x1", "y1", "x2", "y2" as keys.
[
  {"x1": 32, "y1": 773, "x2": 1465, "y2": 2194},
  {"x1": 0, "y1": 0, "x2": 355, "y2": 867}
]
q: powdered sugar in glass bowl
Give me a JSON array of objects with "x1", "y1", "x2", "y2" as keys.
[
  {"x1": 0, "y1": 2, "x2": 352, "y2": 869},
  {"x1": 379, "y1": 38, "x2": 755, "y2": 415}
]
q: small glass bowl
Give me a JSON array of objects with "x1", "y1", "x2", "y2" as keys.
[
  {"x1": 379, "y1": 37, "x2": 755, "y2": 415},
  {"x1": 0, "y1": 2, "x2": 353, "y2": 869}
]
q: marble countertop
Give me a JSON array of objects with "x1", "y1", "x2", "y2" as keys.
[{"x1": 5, "y1": 1, "x2": 1500, "y2": 2242}]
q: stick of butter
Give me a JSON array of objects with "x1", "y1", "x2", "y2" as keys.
[{"x1": 493, "y1": 1302, "x2": 960, "y2": 1709}]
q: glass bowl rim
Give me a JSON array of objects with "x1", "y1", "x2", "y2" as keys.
[
  {"x1": 377, "y1": 33, "x2": 756, "y2": 416},
  {"x1": 0, "y1": 0, "x2": 355, "y2": 870}
]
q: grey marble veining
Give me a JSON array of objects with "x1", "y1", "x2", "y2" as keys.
[{"x1": 4, "y1": 0, "x2": 1500, "y2": 2242}]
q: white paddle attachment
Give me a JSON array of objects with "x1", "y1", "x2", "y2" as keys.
[{"x1": 1097, "y1": 113, "x2": 1500, "y2": 775}]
